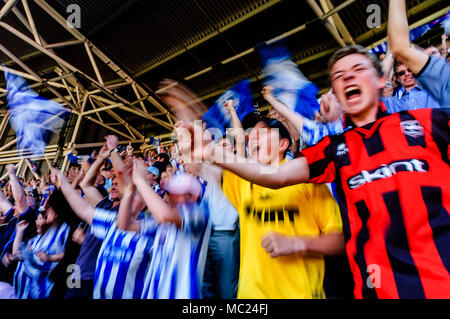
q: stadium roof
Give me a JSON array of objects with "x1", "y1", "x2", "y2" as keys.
[{"x1": 0, "y1": 0, "x2": 447, "y2": 172}]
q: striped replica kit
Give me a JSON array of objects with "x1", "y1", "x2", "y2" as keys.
[
  {"x1": 301, "y1": 105, "x2": 450, "y2": 298},
  {"x1": 14, "y1": 223, "x2": 69, "y2": 299},
  {"x1": 90, "y1": 208, "x2": 154, "y2": 299},
  {"x1": 140, "y1": 202, "x2": 211, "y2": 299}
]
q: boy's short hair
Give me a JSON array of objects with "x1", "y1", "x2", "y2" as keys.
[{"x1": 328, "y1": 44, "x2": 383, "y2": 79}]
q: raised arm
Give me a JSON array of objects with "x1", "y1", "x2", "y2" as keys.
[
  {"x1": 6, "y1": 164, "x2": 28, "y2": 214},
  {"x1": 12, "y1": 220, "x2": 28, "y2": 257},
  {"x1": 442, "y1": 34, "x2": 448, "y2": 59},
  {"x1": 176, "y1": 122, "x2": 311, "y2": 189},
  {"x1": 268, "y1": 108, "x2": 301, "y2": 156},
  {"x1": 71, "y1": 169, "x2": 85, "y2": 189},
  {"x1": 213, "y1": 149, "x2": 310, "y2": 189},
  {"x1": 388, "y1": 0, "x2": 429, "y2": 74},
  {"x1": 116, "y1": 181, "x2": 138, "y2": 232},
  {"x1": 0, "y1": 186, "x2": 13, "y2": 215},
  {"x1": 382, "y1": 49, "x2": 395, "y2": 82},
  {"x1": 79, "y1": 143, "x2": 111, "y2": 206},
  {"x1": 115, "y1": 158, "x2": 139, "y2": 232},
  {"x1": 107, "y1": 135, "x2": 130, "y2": 191},
  {"x1": 51, "y1": 168, "x2": 95, "y2": 225},
  {"x1": 224, "y1": 100, "x2": 246, "y2": 157},
  {"x1": 262, "y1": 86, "x2": 304, "y2": 134},
  {"x1": 132, "y1": 158, "x2": 182, "y2": 227}
]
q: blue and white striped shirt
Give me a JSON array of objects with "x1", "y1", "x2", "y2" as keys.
[
  {"x1": 140, "y1": 202, "x2": 211, "y2": 299},
  {"x1": 13, "y1": 223, "x2": 69, "y2": 299},
  {"x1": 301, "y1": 117, "x2": 343, "y2": 147},
  {"x1": 90, "y1": 208, "x2": 155, "y2": 299}
]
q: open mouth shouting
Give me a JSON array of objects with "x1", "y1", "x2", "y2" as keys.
[{"x1": 345, "y1": 85, "x2": 362, "y2": 104}]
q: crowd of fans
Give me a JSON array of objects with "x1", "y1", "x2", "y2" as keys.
[{"x1": 0, "y1": 0, "x2": 449, "y2": 299}]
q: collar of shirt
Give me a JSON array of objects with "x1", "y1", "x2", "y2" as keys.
[
  {"x1": 343, "y1": 101, "x2": 388, "y2": 129},
  {"x1": 398, "y1": 84, "x2": 424, "y2": 99}
]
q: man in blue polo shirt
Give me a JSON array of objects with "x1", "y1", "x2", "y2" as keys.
[
  {"x1": 415, "y1": 55, "x2": 450, "y2": 108},
  {"x1": 382, "y1": 62, "x2": 440, "y2": 113},
  {"x1": 388, "y1": 0, "x2": 450, "y2": 108}
]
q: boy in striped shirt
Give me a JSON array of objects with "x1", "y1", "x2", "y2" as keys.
[{"x1": 52, "y1": 167, "x2": 155, "y2": 299}]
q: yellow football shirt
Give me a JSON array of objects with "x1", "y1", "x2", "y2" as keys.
[{"x1": 223, "y1": 170, "x2": 342, "y2": 299}]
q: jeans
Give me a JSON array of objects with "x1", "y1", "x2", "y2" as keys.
[{"x1": 202, "y1": 229, "x2": 240, "y2": 299}]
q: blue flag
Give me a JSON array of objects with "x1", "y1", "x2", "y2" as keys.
[
  {"x1": 4, "y1": 68, "x2": 69, "y2": 157},
  {"x1": 149, "y1": 136, "x2": 160, "y2": 147},
  {"x1": 259, "y1": 45, "x2": 320, "y2": 120},
  {"x1": 67, "y1": 152, "x2": 79, "y2": 164},
  {"x1": 203, "y1": 79, "x2": 254, "y2": 136}
]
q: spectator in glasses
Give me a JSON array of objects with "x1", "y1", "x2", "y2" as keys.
[{"x1": 381, "y1": 61, "x2": 440, "y2": 112}]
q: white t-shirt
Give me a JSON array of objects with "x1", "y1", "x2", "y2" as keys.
[{"x1": 199, "y1": 164, "x2": 239, "y2": 231}]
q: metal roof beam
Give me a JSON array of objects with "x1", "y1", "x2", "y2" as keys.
[
  {"x1": 0, "y1": 21, "x2": 132, "y2": 105},
  {"x1": 87, "y1": 0, "x2": 140, "y2": 37},
  {"x1": 0, "y1": 41, "x2": 77, "y2": 110},
  {"x1": 133, "y1": 0, "x2": 283, "y2": 78},
  {"x1": 306, "y1": 0, "x2": 346, "y2": 47},
  {"x1": 319, "y1": 0, "x2": 354, "y2": 45},
  {"x1": 0, "y1": 0, "x2": 18, "y2": 20},
  {"x1": 179, "y1": 0, "x2": 355, "y2": 82},
  {"x1": 33, "y1": 0, "x2": 174, "y2": 129}
]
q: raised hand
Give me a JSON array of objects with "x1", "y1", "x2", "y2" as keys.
[
  {"x1": 157, "y1": 79, "x2": 207, "y2": 124},
  {"x1": 126, "y1": 144, "x2": 134, "y2": 157},
  {"x1": 132, "y1": 158, "x2": 148, "y2": 185},
  {"x1": 50, "y1": 167, "x2": 67, "y2": 187},
  {"x1": 319, "y1": 91, "x2": 342, "y2": 123},
  {"x1": 98, "y1": 143, "x2": 111, "y2": 160},
  {"x1": 261, "y1": 86, "x2": 274, "y2": 101},
  {"x1": 224, "y1": 99, "x2": 235, "y2": 112},
  {"x1": 105, "y1": 135, "x2": 119, "y2": 153}
]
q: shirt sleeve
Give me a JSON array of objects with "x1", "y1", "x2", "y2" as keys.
[
  {"x1": 416, "y1": 56, "x2": 450, "y2": 108},
  {"x1": 381, "y1": 96, "x2": 403, "y2": 113},
  {"x1": 307, "y1": 183, "x2": 342, "y2": 234},
  {"x1": 301, "y1": 117, "x2": 343, "y2": 146},
  {"x1": 300, "y1": 135, "x2": 337, "y2": 184},
  {"x1": 90, "y1": 208, "x2": 116, "y2": 240}
]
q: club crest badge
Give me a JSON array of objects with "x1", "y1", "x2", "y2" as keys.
[{"x1": 400, "y1": 120, "x2": 424, "y2": 138}]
